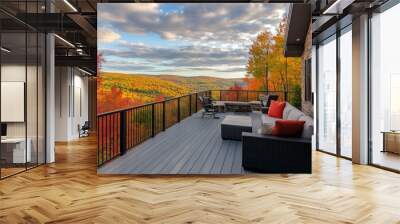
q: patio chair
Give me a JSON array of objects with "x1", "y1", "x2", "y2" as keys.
[
  {"x1": 260, "y1": 94, "x2": 278, "y2": 113},
  {"x1": 199, "y1": 96, "x2": 218, "y2": 118},
  {"x1": 78, "y1": 121, "x2": 90, "y2": 138}
]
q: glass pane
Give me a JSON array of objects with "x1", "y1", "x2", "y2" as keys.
[
  {"x1": 27, "y1": 31, "x2": 38, "y2": 169},
  {"x1": 1, "y1": 31, "x2": 28, "y2": 177},
  {"x1": 318, "y1": 37, "x2": 337, "y2": 154},
  {"x1": 371, "y1": 3, "x2": 400, "y2": 171},
  {"x1": 340, "y1": 29, "x2": 352, "y2": 158}
]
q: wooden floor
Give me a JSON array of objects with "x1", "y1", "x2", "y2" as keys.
[
  {"x1": 99, "y1": 112, "x2": 260, "y2": 175},
  {"x1": 373, "y1": 151, "x2": 400, "y2": 171},
  {"x1": 1, "y1": 136, "x2": 400, "y2": 223}
]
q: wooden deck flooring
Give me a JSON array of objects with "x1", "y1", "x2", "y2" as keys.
[
  {"x1": 1, "y1": 135, "x2": 400, "y2": 223},
  {"x1": 98, "y1": 112, "x2": 261, "y2": 175}
]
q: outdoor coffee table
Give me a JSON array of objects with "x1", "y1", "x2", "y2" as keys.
[
  {"x1": 224, "y1": 101, "x2": 252, "y2": 112},
  {"x1": 381, "y1": 131, "x2": 400, "y2": 154},
  {"x1": 213, "y1": 101, "x2": 226, "y2": 113},
  {"x1": 221, "y1": 115, "x2": 252, "y2": 141}
]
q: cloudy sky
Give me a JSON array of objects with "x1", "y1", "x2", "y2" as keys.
[{"x1": 98, "y1": 3, "x2": 288, "y2": 78}]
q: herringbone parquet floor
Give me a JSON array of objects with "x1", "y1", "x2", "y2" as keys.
[{"x1": 1, "y1": 135, "x2": 400, "y2": 224}]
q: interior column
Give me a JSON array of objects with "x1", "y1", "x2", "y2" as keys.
[{"x1": 352, "y1": 14, "x2": 369, "y2": 164}]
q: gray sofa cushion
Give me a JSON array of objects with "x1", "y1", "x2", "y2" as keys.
[
  {"x1": 299, "y1": 115, "x2": 314, "y2": 139},
  {"x1": 283, "y1": 103, "x2": 296, "y2": 119},
  {"x1": 287, "y1": 107, "x2": 304, "y2": 120}
]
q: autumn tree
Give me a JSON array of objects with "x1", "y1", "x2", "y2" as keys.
[
  {"x1": 246, "y1": 31, "x2": 273, "y2": 91},
  {"x1": 245, "y1": 19, "x2": 302, "y2": 107},
  {"x1": 268, "y1": 21, "x2": 301, "y2": 93}
]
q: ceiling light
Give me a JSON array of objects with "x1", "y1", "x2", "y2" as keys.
[
  {"x1": 323, "y1": 0, "x2": 355, "y2": 15},
  {"x1": 78, "y1": 67, "x2": 93, "y2": 76},
  {"x1": 54, "y1": 34, "x2": 75, "y2": 48},
  {"x1": 63, "y1": 0, "x2": 78, "y2": 12},
  {"x1": 1, "y1": 47, "x2": 11, "y2": 53}
]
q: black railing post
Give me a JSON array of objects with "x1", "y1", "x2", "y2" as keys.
[
  {"x1": 195, "y1": 93, "x2": 198, "y2": 112},
  {"x1": 120, "y1": 110, "x2": 127, "y2": 155},
  {"x1": 236, "y1": 90, "x2": 239, "y2": 101},
  {"x1": 189, "y1": 95, "x2": 192, "y2": 115},
  {"x1": 284, "y1": 91, "x2": 288, "y2": 101},
  {"x1": 97, "y1": 118, "x2": 100, "y2": 166},
  {"x1": 246, "y1": 90, "x2": 249, "y2": 102},
  {"x1": 177, "y1": 98, "x2": 181, "y2": 122},
  {"x1": 151, "y1": 104, "x2": 155, "y2": 137},
  {"x1": 162, "y1": 101, "x2": 166, "y2": 131}
]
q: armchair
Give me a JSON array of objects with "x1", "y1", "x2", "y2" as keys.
[{"x1": 199, "y1": 96, "x2": 217, "y2": 118}]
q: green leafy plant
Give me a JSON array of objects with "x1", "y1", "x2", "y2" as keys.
[{"x1": 290, "y1": 84, "x2": 302, "y2": 109}]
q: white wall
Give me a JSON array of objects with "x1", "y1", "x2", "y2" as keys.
[
  {"x1": 55, "y1": 67, "x2": 69, "y2": 141},
  {"x1": 54, "y1": 67, "x2": 89, "y2": 141}
]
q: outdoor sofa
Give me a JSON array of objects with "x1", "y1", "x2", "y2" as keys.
[{"x1": 242, "y1": 102, "x2": 313, "y2": 173}]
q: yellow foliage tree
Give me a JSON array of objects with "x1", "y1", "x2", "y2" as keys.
[
  {"x1": 246, "y1": 31, "x2": 273, "y2": 90},
  {"x1": 245, "y1": 20, "x2": 301, "y2": 93}
]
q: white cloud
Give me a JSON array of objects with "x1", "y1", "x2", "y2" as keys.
[
  {"x1": 98, "y1": 3, "x2": 289, "y2": 78},
  {"x1": 98, "y1": 3, "x2": 288, "y2": 46},
  {"x1": 98, "y1": 28, "x2": 121, "y2": 44},
  {"x1": 161, "y1": 32, "x2": 177, "y2": 40}
]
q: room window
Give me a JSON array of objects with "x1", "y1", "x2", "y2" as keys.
[{"x1": 370, "y1": 2, "x2": 400, "y2": 171}]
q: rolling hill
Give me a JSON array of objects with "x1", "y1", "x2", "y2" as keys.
[{"x1": 98, "y1": 72, "x2": 243, "y2": 113}]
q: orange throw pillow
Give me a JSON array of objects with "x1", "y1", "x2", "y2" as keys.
[
  {"x1": 271, "y1": 120, "x2": 305, "y2": 137},
  {"x1": 268, "y1": 101, "x2": 286, "y2": 118}
]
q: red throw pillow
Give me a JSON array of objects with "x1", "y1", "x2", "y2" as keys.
[
  {"x1": 271, "y1": 120, "x2": 305, "y2": 137},
  {"x1": 268, "y1": 101, "x2": 286, "y2": 118}
]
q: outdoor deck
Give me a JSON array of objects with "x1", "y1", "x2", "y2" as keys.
[{"x1": 98, "y1": 111, "x2": 262, "y2": 174}]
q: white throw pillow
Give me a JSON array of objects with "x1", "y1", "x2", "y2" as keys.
[{"x1": 259, "y1": 122, "x2": 273, "y2": 135}]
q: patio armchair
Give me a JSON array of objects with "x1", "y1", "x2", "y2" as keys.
[
  {"x1": 78, "y1": 121, "x2": 90, "y2": 138},
  {"x1": 199, "y1": 96, "x2": 217, "y2": 118}
]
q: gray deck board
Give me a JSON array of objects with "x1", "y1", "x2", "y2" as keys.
[
  {"x1": 179, "y1": 126, "x2": 220, "y2": 174},
  {"x1": 231, "y1": 141, "x2": 243, "y2": 173},
  {"x1": 98, "y1": 111, "x2": 261, "y2": 174}
]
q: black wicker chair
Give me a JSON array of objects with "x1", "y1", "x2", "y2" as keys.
[{"x1": 242, "y1": 132, "x2": 311, "y2": 173}]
